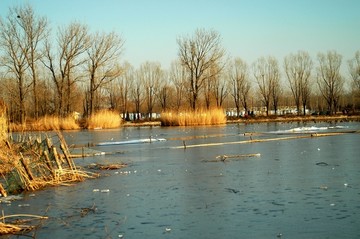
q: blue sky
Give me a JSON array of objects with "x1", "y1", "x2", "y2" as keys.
[{"x1": 1, "y1": 0, "x2": 359, "y2": 69}]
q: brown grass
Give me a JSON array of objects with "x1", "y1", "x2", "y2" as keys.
[
  {"x1": 0, "y1": 214, "x2": 48, "y2": 235},
  {"x1": 160, "y1": 108, "x2": 226, "y2": 126},
  {"x1": 0, "y1": 102, "x2": 7, "y2": 144},
  {"x1": 85, "y1": 110, "x2": 122, "y2": 129},
  {"x1": 0, "y1": 132, "x2": 99, "y2": 195},
  {"x1": 10, "y1": 115, "x2": 80, "y2": 132}
]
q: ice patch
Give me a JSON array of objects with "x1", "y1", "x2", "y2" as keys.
[
  {"x1": 269, "y1": 125, "x2": 349, "y2": 134},
  {"x1": 97, "y1": 138, "x2": 166, "y2": 146}
]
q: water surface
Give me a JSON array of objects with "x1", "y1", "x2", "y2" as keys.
[{"x1": 2, "y1": 122, "x2": 360, "y2": 238}]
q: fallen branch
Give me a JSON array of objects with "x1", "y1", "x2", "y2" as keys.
[
  {"x1": 87, "y1": 163, "x2": 127, "y2": 170},
  {"x1": 0, "y1": 213, "x2": 48, "y2": 235},
  {"x1": 203, "y1": 153, "x2": 261, "y2": 162},
  {"x1": 216, "y1": 153, "x2": 261, "y2": 161},
  {"x1": 0, "y1": 214, "x2": 48, "y2": 221}
]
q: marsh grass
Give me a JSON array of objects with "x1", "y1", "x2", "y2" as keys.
[
  {"x1": 0, "y1": 103, "x2": 7, "y2": 144},
  {"x1": 160, "y1": 108, "x2": 226, "y2": 126},
  {"x1": 85, "y1": 110, "x2": 122, "y2": 129},
  {"x1": 10, "y1": 115, "x2": 80, "y2": 132}
]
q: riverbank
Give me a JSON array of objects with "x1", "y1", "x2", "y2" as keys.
[
  {"x1": 7, "y1": 114, "x2": 360, "y2": 132},
  {"x1": 227, "y1": 114, "x2": 360, "y2": 124},
  {"x1": 124, "y1": 114, "x2": 360, "y2": 128}
]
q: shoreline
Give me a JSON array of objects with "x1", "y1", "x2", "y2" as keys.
[
  {"x1": 8, "y1": 115, "x2": 360, "y2": 132},
  {"x1": 125, "y1": 115, "x2": 360, "y2": 128},
  {"x1": 226, "y1": 115, "x2": 360, "y2": 124}
]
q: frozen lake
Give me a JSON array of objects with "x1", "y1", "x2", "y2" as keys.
[{"x1": 2, "y1": 121, "x2": 360, "y2": 238}]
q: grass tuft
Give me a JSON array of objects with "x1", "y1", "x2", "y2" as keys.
[
  {"x1": 160, "y1": 108, "x2": 226, "y2": 126},
  {"x1": 85, "y1": 110, "x2": 122, "y2": 129},
  {"x1": 10, "y1": 115, "x2": 80, "y2": 132}
]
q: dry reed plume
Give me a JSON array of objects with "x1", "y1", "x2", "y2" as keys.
[
  {"x1": 85, "y1": 110, "x2": 122, "y2": 129},
  {"x1": 160, "y1": 108, "x2": 226, "y2": 126}
]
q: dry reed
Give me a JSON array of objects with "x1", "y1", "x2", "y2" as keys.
[
  {"x1": 0, "y1": 132, "x2": 98, "y2": 195},
  {"x1": 10, "y1": 115, "x2": 80, "y2": 132},
  {"x1": 0, "y1": 214, "x2": 48, "y2": 235},
  {"x1": 0, "y1": 222, "x2": 25, "y2": 235},
  {"x1": 160, "y1": 108, "x2": 226, "y2": 126},
  {"x1": 85, "y1": 110, "x2": 122, "y2": 129}
]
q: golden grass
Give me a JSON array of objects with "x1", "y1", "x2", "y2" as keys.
[
  {"x1": 85, "y1": 110, "x2": 122, "y2": 129},
  {"x1": 0, "y1": 103, "x2": 7, "y2": 144},
  {"x1": 0, "y1": 214, "x2": 48, "y2": 235},
  {"x1": 160, "y1": 108, "x2": 226, "y2": 126},
  {"x1": 10, "y1": 115, "x2": 80, "y2": 132}
]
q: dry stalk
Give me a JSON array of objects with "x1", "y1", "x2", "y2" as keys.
[
  {"x1": 0, "y1": 214, "x2": 48, "y2": 235},
  {"x1": 1, "y1": 131, "x2": 99, "y2": 196}
]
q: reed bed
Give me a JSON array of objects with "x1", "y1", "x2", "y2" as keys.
[
  {"x1": 0, "y1": 132, "x2": 98, "y2": 235},
  {"x1": 10, "y1": 115, "x2": 80, "y2": 132},
  {"x1": 0, "y1": 132, "x2": 98, "y2": 196},
  {"x1": 85, "y1": 110, "x2": 122, "y2": 129},
  {"x1": 0, "y1": 116, "x2": 7, "y2": 144},
  {"x1": 160, "y1": 108, "x2": 226, "y2": 126}
]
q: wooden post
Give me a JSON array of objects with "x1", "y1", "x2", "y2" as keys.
[
  {"x1": 20, "y1": 154, "x2": 35, "y2": 181},
  {"x1": 43, "y1": 150, "x2": 55, "y2": 178},
  {"x1": 0, "y1": 183, "x2": 7, "y2": 197},
  {"x1": 46, "y1": 137, "x2": 53, "y2": 151},
  {"x1": 52, "y1": 146, "x2": 62, "y2": 170},
  {"x1": 60, "y1": 143, "x2": 74, "y2": 170},
  {"x1": 183, "y1": 140, "x2": 186, "y2": 149}
]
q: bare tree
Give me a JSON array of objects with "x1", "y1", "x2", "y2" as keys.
[
  {"x1": 0, "y1": 8, "x2": 30, "y2": 123},
  {"x1": 157, "y1": 71, "x2": 171, "y2": 111},
  {"x1": 117, "y1": 62, "x2": 133, "y2": 119},
  {"x1": 270, "y1": 64, "x2": 281, "y2": 115},
  {"x1": 169, "y1": 60, "x2": 187, "y2": 111},
  {"x1": 228, "y1": 58, "x2": 251, "y2": 116},
  {"x1": 138, "y1": 61, "x2": 161, "y2": 120},
  {"x1": 86, "y1": 31, "x2": 124, "y2": 116},
  {"x1": 14, "y1": 5, "x2": 48, "y2": 119},
  {"x1": 177, "y1": 28, "x2": 225, "y2": 110},
  {"x1": 317, "y1": 51, "x2": 344, "y2": 115},
  {"x1": 131, "y1": 69, "x2": 144, "y2": 120},
  {"x1": 42, "y1": 22, "x2": 89, "y2": 117},
  {"x1": 284, "y1": 51, "x2": 313, "y2": 115},
  {"x1": 252, "y1": 56, "x2": 279, "y2": 116},
  {"x1": 203, "y1": 67, "x2": 214, "y2": 109},
  {"x1": 348, "y1": 50, "x2": 360, "y2": 110},
  {"x1": 212, "y1": 71, "x2": 228, "y2": 108}
]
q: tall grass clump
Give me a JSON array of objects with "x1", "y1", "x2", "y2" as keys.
[
  {"x1": 36, "y1": 115, "x2": 80, "y2": 131},
  {"x1": 10, "y1": 115, "x2": 80, "y2": 132},
  {"x1": 0, "y1": 101, "x2": 7, "y2": 143},
  {"x1": 85, "y1": 110, "x2": 122, "y2": 129},
  {"x1": 160, "y1": 108, "x2": 226, "y2": 126}
]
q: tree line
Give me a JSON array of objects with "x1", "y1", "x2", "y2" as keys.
[{"x1": 0, "y1": 5, "x2": 359, "y2": 123}]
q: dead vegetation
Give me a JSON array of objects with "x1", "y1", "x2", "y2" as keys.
[
  {"x1": 0, "y1": 214, "x2": 48, "y2": 235},
  {"x1": 0, "y1": 132, "x2": 99, "y2": 196},
  {"x1": 87, "y1": 163, "x2": 127, "y2": 170},
  {"x1": 0, "y1": 132, "x2": 102, "y2": 235},
  {"x1": 160, "y1": 108, "x2": 226, "y2": 126}
]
